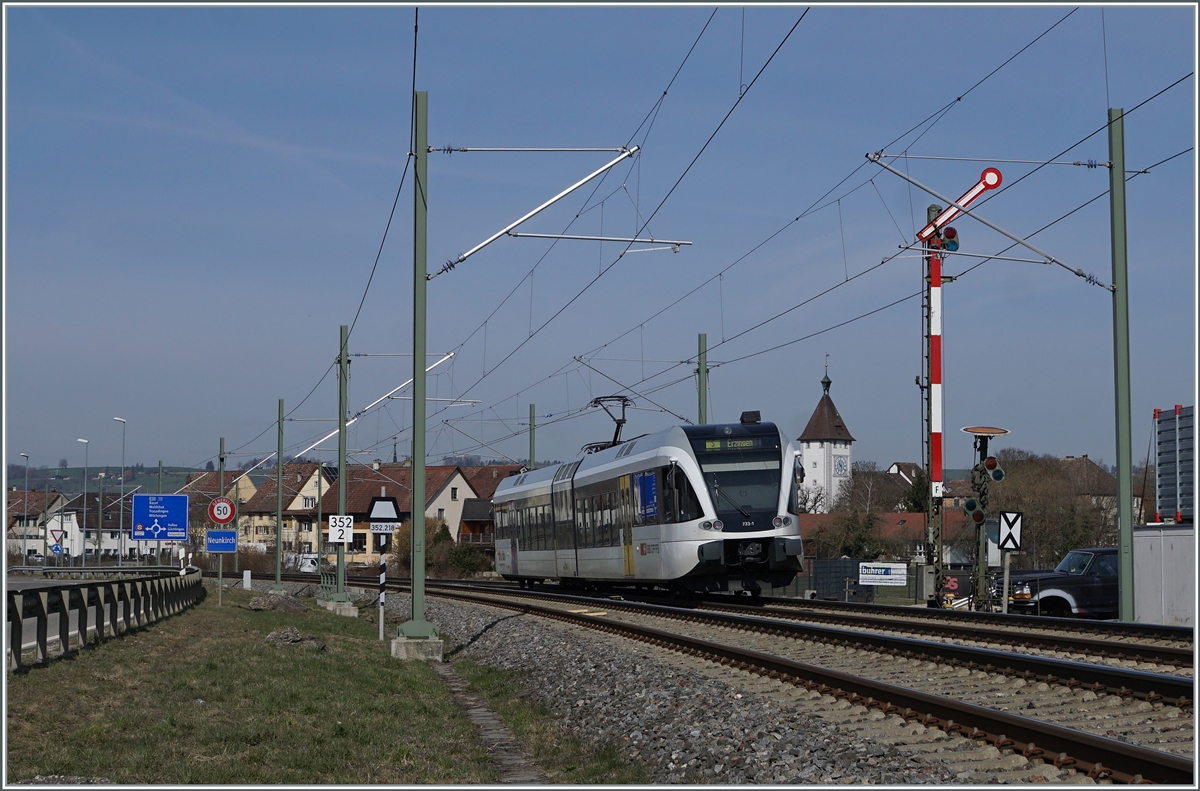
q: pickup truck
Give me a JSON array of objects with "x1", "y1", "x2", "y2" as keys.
[{"x1": 999, "y1": 547, "x2": 1119, "y2": 619}]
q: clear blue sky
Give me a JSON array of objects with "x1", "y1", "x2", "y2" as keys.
[{"x1": 4, "y1": 4, "x2": 1196, "y2": 478}]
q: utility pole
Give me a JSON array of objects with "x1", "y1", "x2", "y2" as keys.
[
  {"x1": 218, "y1": 436, "x2": 226, "y2": 577},
  {"x1": 398, "y1": 90, "x2": 438, "y2": 641},
  {"x1": 274, "y1": 399, "x2": 285, "y2": 591},
  {"x1": 698, "y1": 333, "x2": 708, "y2": 425},
  {"x1": 157, "y1": 460, "x2": 162, "y2": 565},
  {"x1": 1109, "y1": 107, "x2": 1135, "y2": 622},
  {"x1": 529, "y1": 404, "x2": 536, "y2": 470},
  {"x1": 336, "y1": 324, "x2": 349, "y2": 602},
  {"x1": 43, "y1": 482, "x2": 50, "y2": 566},
  {"x1": 98, "y1": 473, "x2": 105, "y2": 563},
  {"x1": 316, "y1": 452, "x2": 323, "y2": 561},
  {"x1": 20, "y1": 453, "x2": 29, "y2": 563},
  {"x1": 923, "y1": 205, "x2": 946, "y2": 607}
]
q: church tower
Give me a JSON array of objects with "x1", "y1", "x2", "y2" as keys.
[{"x1": 797, "y1": 371, "x2": 855, "y2": 513}]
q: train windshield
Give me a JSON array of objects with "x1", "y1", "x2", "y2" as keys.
[{"x1": 689, "y1": 434, "x2": 782, "y2": 513}]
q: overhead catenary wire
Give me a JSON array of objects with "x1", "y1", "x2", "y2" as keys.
[
  {"x1": 208, "y1": 6, "x2": 1075, "y2": 474},
  {"x1": 412, "y1": 10, "x2": 809, "y2": 444},
  {"x1": 566, "y1": 140, "x2": 1194, "y2": 411},
  {"x1": 391, "y1": 9, "x2": 719, "y2": 442},
  {"x1": 575, "y1": 10, "x2": 1076, "y2": 369}
]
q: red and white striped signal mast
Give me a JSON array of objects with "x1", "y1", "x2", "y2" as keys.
[{"x1": 916, "y1": 168, "x2": 1001, "y2": 606}]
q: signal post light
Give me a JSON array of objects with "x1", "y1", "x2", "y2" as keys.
[
  {"x1": 942, "y1": 226, "x2": 959, "y2": 252},
  {"x1": 963, "y1": 496, "x2": 985, "y2": 525},
  {"x1": 962, "y1": 426, "x2": 1009, "y2": 612}
]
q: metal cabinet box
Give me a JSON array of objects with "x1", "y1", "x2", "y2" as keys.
[{"x1": 1133, "y1": 524, "x2": 1194, "y2": 626}]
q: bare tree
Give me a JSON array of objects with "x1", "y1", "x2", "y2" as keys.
[
  {"x1": 988, "y1": 448, "x2": 1117, "y2": 569},
  {"x1": 832, "y1": 461, "x2": 907, "y2": 514},
  {"x1": 796, "y1": 484, "x2": 827, "y2": 514}
]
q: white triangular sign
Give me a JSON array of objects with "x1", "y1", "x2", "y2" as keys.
[
  {"x1": 368, "y1": 496, "x2": 401, "y2": 522},
  {"x1": 50, "y1": 529, "x2": 65, "y2": 545},
  {"x1": 998, "y1": 511, "x2": 1022, "y2": 551}
]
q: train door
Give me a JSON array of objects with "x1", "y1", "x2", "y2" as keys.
[
  {"x1": 619, "y1": 474, "x2": 635, "y2": 577},
  {"x1": 509, "y1": 505, "x2": 519, "y2": 576},
  {"x1": 552, "y1": 462, "x2": 579, "y2": 578}
]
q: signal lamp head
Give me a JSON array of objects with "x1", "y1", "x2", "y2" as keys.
[
  {"x1": 942, "y1": 226, "x2": 959, "y2": 252},
  {"x1": 984, "y1": 456, "x2": 998, "y2": 471}
]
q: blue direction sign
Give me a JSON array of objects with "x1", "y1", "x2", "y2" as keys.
[
  {"x1": 132, "y1": 494, "x2": 189, "y2": 541},
  {"x1": 206, "y1": 530, "x2": 237, "y2": 553}
]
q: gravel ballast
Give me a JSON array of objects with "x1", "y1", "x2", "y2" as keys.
[{"x1": 385, "y1": 592, "x2": 965, "y2": 784}]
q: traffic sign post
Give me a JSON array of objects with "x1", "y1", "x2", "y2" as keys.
[
  {"x1": 209, "y1": 497, "x2": 235, "y2": 525},
  {"x1": 998, "y1": 511, "x2": 1023, "y2": 614},
  {"x1": 207, "y1": 529, "x2": 237, "y2": 607},
  {"x1": 368, "y1": 496, "x2": 401, "y2": 642},
  {"x1": 327, "y1": 515, "x2": 354, "y2": 544},
  {"x1": 132, "y1": 494, "x2": 189, "y2": 542}
]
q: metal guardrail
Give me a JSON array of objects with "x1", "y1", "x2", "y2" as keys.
[{"x1": 6, "y1": 567, "x2": 206, "y2": 671}]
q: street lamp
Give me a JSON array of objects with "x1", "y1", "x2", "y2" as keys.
[
  {"x1": 19, "y1": 453, "x2": 29, "y2": 565},
  {"x1": 114, "y1": 417, "x2": 126, "y2": 567},
  {"x1": 77, "y1": 439, "x2": 88, "y2": 568}
]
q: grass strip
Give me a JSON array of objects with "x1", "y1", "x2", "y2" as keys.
[
  {"x1": 452, "y1": 658, "x2": 651, "y2": 784},
  {"x1": 5, "y1": 587, "x2": 498, "y2": 784}
]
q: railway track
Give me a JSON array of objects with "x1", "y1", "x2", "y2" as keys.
[
  {"x1": 412, "y1": 583, "x2": 1193, "y2": 784},
  {"x1": 216, "y1": 572, "x2": 1195, "y2": 782}
]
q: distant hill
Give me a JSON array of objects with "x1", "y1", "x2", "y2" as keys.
[{"x1": 6, "y1": 464, "x2": 203, "y2": 496}]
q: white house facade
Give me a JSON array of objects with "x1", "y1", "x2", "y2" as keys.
[{"x1": 797, "y1": 373, "x2": 855, "y2": 513}]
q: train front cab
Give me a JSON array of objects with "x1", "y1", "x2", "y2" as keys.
[{"x1": 670, "y1": 421, "x2": 804, "y2": 595}]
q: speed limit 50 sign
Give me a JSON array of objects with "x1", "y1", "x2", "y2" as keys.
[
  {"x1": 328, "y1": 515, "x2": 354, "y2": 543},
  {"x1": 209, "y1": 497, "x2": 236, "y2": 524}
]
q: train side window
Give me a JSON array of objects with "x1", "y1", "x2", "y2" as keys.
[{"x1": 662, "y1": 465, "x2": 703, "y2": 523}]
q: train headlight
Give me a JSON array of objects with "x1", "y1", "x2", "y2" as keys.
[
  {"x1": 783, "y1": 515, "x2": 791, "y2": 526},
  {"x1": 702, "y1": 520, "x2": 714, "y2": 530},
  {"x1": 712, "y1": 519, "x2": 724, "y2": 531},
  {"x1": 772, "y1": 516, "x2": 783, "y2": 528}
]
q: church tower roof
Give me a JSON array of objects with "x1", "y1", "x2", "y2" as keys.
[{"x1": 798, "y1": 374, "x2": 855, "y2": 443}]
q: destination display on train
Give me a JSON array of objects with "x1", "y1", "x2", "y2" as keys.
[{"x1": 702, "y1": 437, "x2": 764, "y2": 452}]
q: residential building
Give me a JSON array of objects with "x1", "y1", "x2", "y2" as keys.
[
  {"x1": 457, "y1": 498, "x2": 495, "y2": 549},
  {"x1": 6, "y1": 488, "x2": 68, "y2": 559},
  {"x1": 799, "y1": 510, "x2": 971, "y2": 563},
  {"x1": 316, "y1": 464, "x2": 479, "y2": 565},
  {"x1": 460, "y1": 464, "x2": 523, "y2": 501},
  {"x1": 239, "y1": 463, "x2": 331, "y2": 556}
]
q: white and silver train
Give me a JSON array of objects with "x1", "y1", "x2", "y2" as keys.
[{"x1": 493, "y1": 415, "x2": 804, "y2": 594}]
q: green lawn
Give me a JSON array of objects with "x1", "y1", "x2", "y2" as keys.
[{"x1": 6, "y1": 587, "x2": 497, "y2": 784}]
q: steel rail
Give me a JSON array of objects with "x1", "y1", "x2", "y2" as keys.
[
  {"x1": 419, "y1": 582, "x2": 1193, "y2": 706},
  {"x1": 685, "y1": 599, "x2": 1195, "y2": 668},
  {"x1": 737, "y1": 593, "x2": 1194, "y2": 644},
  {"x1": 432, "y1": 587, "x2": 1195, "y2": 785}
]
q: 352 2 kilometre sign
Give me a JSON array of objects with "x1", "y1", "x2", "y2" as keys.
[{"x1": 327, "y1": 515, "x2": 354, "y2": 544}]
